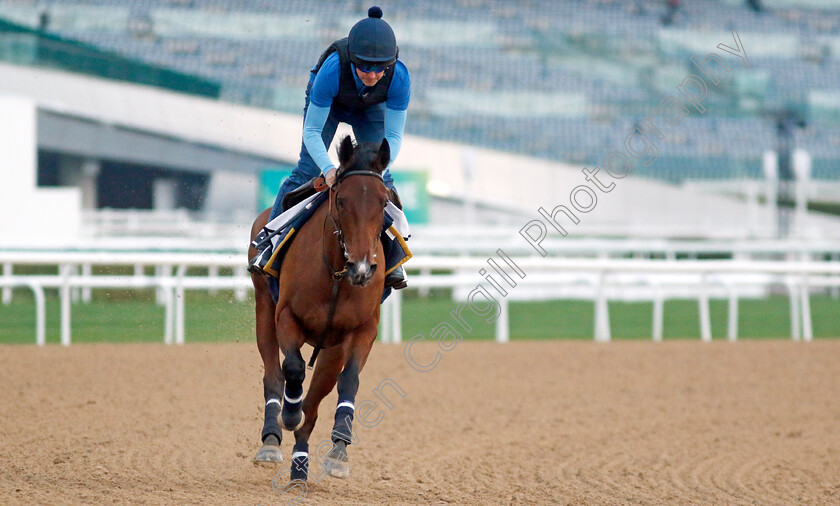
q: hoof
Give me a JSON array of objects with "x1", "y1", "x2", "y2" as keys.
[
  {"x1": 254, "y1": 444, "x2": 284, "y2": 463},
  {"x1": 254, "y1": 434, "x2": 283, "y2": 463},
  {"x1": 323, "y1": 441, "x2": 350, "y2": 479},
  {"x1": 282, "y1": 410, "x2": 304, "y2": 431}
]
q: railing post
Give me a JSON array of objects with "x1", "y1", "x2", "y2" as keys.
[
  {"x1": 209, "y1": 265, "x2": 219, "y2": 296},
  {"x1": 698, "y1": 274, "x2": 711, "y2": 342},
  {"x1": 60, "y1": 264, "x2": 72, "y2": 346},
  {"x1": 81, "y1": 263, "x2": 92, "y2": 303},
  {"x1": 788, "y1": 280, "x2": 801, "y2": 341},
  {"x1": 3, "y1": 262, "x2": 13, "y2": 305},
  {"x1": 418, "y1": 268, "x2": 430, "y2": 297},
  {"x1": 800, "y1": 276, "x2": 813, "y2": 342},
  {"x1": 495, "y1": 296, "x2": 509, "y2": 343},
  {"x1": 392, "y1": 289, "x2": 403, "y2": 344},
  {"x1": 23, "y1": 280, "x2": 46, "y2": 347},
  {"x1": 379, "y1": 293, "x2": 392, "y2": 343},
  {"x1": 594, "y1": 272, "x2": 610, "y2": 342},
  {"x1": 652, "y1": 283, "x2": 664, "y2": 342},
  {"x1": 727, "y1": 284, "x2": 739, "y2": 342},
  {"x1": 234, "y1": 266, "x2": 248, "y2": 302},
  {"x1": 175, "y1": 265, "x2": 187, "y2": 345},
  {"x1": 71, "y1": 265, "x2": 81, "y2": 304},
  {"x1": 163, "y1": 279, "x2": 174, "y2": 345},
  {"x1": 155, "y1": 264, "x2": 169, "y2": 306}
]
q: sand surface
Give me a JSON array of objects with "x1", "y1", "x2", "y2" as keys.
[{"x1": 1, "y1": 340, "x2": 839, "y2": 505}]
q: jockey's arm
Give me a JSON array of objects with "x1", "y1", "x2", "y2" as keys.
[
  {"x1": 302, "y1": 104, "x2": 406, "y2": 179},
  {"x1": 301, "y1": 103, "x2": 336, "y2": 175},
  {"x1": 383, "y1": 107, "x2": 406, "y2": 171},
  {"x1": 303, "y1": 53, "x2": 341, "y2": 178},
  {"x1": 384, "y1": 61, "x2": 410, "y2": 172}
]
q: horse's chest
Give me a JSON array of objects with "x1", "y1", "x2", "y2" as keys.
[{"x1": 292, "y1": 295, "x2": 377, "y2": 339}]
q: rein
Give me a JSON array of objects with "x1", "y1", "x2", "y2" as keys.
[{"x1": 309, "y1": 169, "x2": 384, "y2": 370}]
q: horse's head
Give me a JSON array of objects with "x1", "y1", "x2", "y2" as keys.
[{"x1": 331, "y1": 135, "x2": 390, "y2": 287}]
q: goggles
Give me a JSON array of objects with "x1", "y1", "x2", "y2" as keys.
[{"x1": 355, "y1": 63, "x2": 386, "y2": 74}]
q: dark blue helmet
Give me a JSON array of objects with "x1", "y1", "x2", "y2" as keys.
[{"x1": 348, "y1": 6, "x2": 397, "y2": 67}]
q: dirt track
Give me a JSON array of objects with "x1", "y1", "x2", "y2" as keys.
[{"x1": 1, "y1": 340, "x2": 839, "y2": 505}]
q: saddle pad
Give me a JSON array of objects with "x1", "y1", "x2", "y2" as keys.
[{"x1": 253, "y1": 194, "x2": 412, "y2": 304}]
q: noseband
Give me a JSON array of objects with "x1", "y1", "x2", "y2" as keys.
[{"x1": 325, "y1": 169, "x2": 385, "y2": 280}]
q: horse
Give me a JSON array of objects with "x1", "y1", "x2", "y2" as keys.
[{"x1": 248, "y1": 135, "x2": 391, "y2": 482}]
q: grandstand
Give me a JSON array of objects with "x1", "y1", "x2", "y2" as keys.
[
  {"x1": 2, "y1": 0, "x2": 840, "y2": 242},
  {"x1": 2, "y1": 0, "x2": 839, "y2": 183}
]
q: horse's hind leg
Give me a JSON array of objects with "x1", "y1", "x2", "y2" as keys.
[
  {"x1": 324, "y1": 320, "x2": 379, "y2": 479},
  {"x1": 253, "y1": 274, "x2": 284, "y2": 463}
]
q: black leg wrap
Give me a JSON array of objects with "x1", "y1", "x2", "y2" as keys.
[
  {"x1": 282, "y1": 355, "x2": 306, "y2": 397},
  {"x1": 290, "y1": 442, "x2": 309, "y2": 482},
  {"x1": 281, "y1": 396, "x2": 303, "y2": 430},
  {"x1": 282, "y1": 355, "x2": 305, "y2": 430},
  {"x1": 261, "y1": 400, "x2": 283, "y2": 443},
  {"x1": 331, "y1": 405, "x2": 355, "y2": 444}
]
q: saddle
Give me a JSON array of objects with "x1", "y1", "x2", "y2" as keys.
[
  {"x1": 282, "y1": 175, "x2": 402, "y2": 212},
  {"x1": 281, "y1": 176, "x2": 329, "y2": 212}
]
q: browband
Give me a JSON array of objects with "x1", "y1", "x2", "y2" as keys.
[{"x1": 336, "y1": 169, "x2": 384, "y2": 184}]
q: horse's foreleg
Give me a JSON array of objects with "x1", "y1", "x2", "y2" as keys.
[
  {"x1": 280, "y1": 350, "x2": 306, "y2": 431},
  {"x1": 281, "y1": 346, "x2": 310, "y2": 483},
  {"x1": 286, "y1": 346, "x2": 345, "y2": 483},
  {"x1": 253, "y1": 274, "x2": 284, "y2": 463},
  {"x1": 276, "y1": 307, "x2": 307, "y2": 434},
  {"x1": 324, "y1": 320, "x2": 379, "y2": 479}
]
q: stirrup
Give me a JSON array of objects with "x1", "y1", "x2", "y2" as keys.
[
  {"x1": 247, "y1": 244, "x2": 272, "y2": 276},
  {"x1": 385, "y1": 265, "x2": 407, "y2": 290},
  {"x1": 247, "y1": 257, "x2": 266, "y2": 275}
]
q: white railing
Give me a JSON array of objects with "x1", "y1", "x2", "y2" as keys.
[
  {"x1": 25, "y1": 226, "x2": 840, "y2": 259},
  {"x1": 379, "y1": 264, "x2": 840, "y2": 344},
  {"x1": 2, "y1": 251, "x2": 840, "y2": 346}
]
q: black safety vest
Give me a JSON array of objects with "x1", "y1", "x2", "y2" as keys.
[{"x1": 312, "y1": 38, "x2": 397, "y2": 110}]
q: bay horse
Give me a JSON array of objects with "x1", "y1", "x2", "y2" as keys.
[{"x1": 248, "y1": 136, "x2": 390, "y2": 482}]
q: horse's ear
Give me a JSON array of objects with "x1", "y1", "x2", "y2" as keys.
[
  {"x1": 376, "y1": 138, "x2": 391, "y2": 173},
  {"x1": 337, "y1": 135, "x2": 355, "y2": 166}
]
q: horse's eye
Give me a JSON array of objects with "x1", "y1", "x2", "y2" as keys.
[{"x1": 336, "y1": 197, "x2": 345, "y2": 208}]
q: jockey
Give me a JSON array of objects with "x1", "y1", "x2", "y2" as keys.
[{"x1": 269, "y1": 6, "x2": 410, "y2": 290}]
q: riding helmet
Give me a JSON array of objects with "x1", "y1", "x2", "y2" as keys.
[{"x1": 348, "y1": 6, "x2": 397, "y2": 67}]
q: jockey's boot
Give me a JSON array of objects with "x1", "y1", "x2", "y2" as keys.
[
  {"x1": 385, "y1": 265, "x2": 408, "y2": 290},
  {"x1": 247, "y1": 232, "x2": 273, "y2": 275},
  {"x1": 247, "y1": 253, "x2": 268, "y2": 275}
]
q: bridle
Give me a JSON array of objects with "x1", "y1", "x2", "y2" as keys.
[{"x1": 322, "y1": 168, "x2": 385, "y2": 280}]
